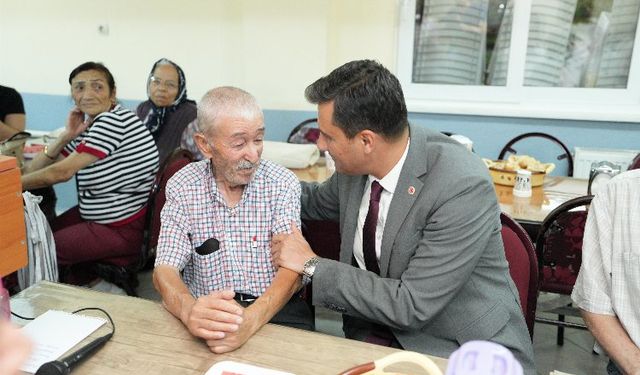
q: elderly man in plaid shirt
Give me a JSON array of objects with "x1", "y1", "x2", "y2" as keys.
[{"x1": 153, "y1": 86, "x2": 313, "y2": 354}]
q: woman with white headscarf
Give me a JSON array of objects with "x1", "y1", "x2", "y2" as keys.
[{"x1": 136, "y1": 58, "x2": 197, "y2": 164}]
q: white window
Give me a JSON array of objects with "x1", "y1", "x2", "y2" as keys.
[{"x1": 396, "y1": 0, "x2": 640, "y2": 122}]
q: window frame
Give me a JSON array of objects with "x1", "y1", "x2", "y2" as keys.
[{"x1": 396, "y1": 0, "x2": 640, "y2": 122}]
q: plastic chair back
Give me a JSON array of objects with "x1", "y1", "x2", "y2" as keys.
[
  {"x1": 287, "y1": 118, "x2": 319, "y2": 145},
  {"x1": 92, "y1": 148, "x2": 194, "y2": 295},
  {"x1": 500, "y1": 213, "x2": 538, "y2": 338},
  {"x1": 145, "y1": 148, "x2": 195, "y2": 263},
  {"x1": 498, "y1": 132, "x2": 573, "y2": 176},
  {"x1": 628, "y1": 153, "x2": 640, "y2": 170},
  {"x1": 535, "y1": 195, "x2": 592, "y2": 295}
]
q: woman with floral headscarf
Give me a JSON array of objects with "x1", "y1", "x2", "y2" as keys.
[{"x1": 136, "y1": 58, "x2": 197, "y2": 164}]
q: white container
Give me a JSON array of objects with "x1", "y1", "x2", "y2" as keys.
[{"x1": 513, "y1": 169, "x2": 532, "y2": 197}]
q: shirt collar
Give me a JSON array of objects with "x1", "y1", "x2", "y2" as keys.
[{"x1": 368, "y1": 137, "x2": 410, "y2": 195}]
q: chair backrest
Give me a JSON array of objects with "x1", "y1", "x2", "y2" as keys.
[
  {"x1": 629, "y1": 153, "x2": 640, "y2": 170},
  {"x1": 500, "y1": 212, "x2": 538, "y2": 338},
  {"x1": 535, "y1": 195, "x2": 593, "y2": 296},
  {"x1": 498, "y1": 132, "x2": 574, "y2": 176},
  {"x1": 287, "y1": 118, "x2": 319, "y2": 144},
  {"x1": 301, "y1": 219, "x2": 341, "y2": 261},
  {"x1": 141, "y1": 148, "x2": 194, "y2": 266}
]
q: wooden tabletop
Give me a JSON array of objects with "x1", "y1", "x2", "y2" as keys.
[
  {"x1": 12, "y1": 282, "x2": 447, "y2": 375},
  {"x1": 496, "y1": 176, "x2": 588, "y2": 224},
  {"x1": 291, "y1": 164, "x2": 589, "y2": 225}
]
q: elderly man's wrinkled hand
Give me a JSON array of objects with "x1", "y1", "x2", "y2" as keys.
[
  {"x1": 183, "y1": 290, "x2": 243, "y2": 342},
  {"x1": 271, "y1": 220, "x2": 317, "y2": 274},
  {"x1": 204, "y1": 306, "x2": 260, "y2": 354}
]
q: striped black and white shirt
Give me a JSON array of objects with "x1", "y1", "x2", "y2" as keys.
[{"x1": 62, "y1": 105, "x2": 159, "y2": 224}]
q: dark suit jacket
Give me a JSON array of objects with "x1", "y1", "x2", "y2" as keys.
[{"x1": 301, "y1": 125, "x2": 535, "y2": 374}]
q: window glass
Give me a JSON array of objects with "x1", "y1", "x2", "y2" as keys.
[
  {"x1": 523, "y1": 0, "x2": 640, "y2": 88},
  {"x1": 412, "y1": 0, "x2": 511, "y2": 85}
]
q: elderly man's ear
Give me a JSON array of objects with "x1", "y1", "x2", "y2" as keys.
[{"x1": 194, "y1": 133, "x2": 214, "y2": 159}]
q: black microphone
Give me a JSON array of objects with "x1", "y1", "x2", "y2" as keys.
[{"x1": 35, "y1": 333, "x2": 113, "y2": 375}]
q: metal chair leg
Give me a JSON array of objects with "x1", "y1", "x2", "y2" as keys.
[{"x1": 557, "y1": 314, "x2": 565, "y2": 346}]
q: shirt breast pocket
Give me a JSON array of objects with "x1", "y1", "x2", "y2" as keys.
[{"x1": 191, "y1": 247, "x2": 224, "y2": 283}]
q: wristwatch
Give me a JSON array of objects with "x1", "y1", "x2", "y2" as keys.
[{"x1": 302, "y1": 256, "x2": 320, "y2": 285}]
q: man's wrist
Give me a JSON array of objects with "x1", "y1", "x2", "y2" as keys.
[
  {"x1": 301, "y1": 256, "x2": 320, "y2": 285},
  {"x1": 243, "y1": 305, "x2": 264, "y2": 333},
  {"x1": 178, "y1": 295, "x2": 196, "y2": 325}
]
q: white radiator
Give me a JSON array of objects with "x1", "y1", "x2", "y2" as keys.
[{"x1": 574, "y1": 147, "x2": 639, "y2": 178}]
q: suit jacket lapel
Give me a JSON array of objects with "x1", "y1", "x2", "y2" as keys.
[
  {"x1": 340, "y1": 175, "x2": 367, "y2": 263},
  {"x1": 379, "y1": 126, "x2": 428, "y2": 276}
]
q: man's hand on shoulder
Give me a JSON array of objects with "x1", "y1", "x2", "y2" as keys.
[
  {"x1": 183, "y1": 290, "x2": 244, "y2": 343},
  {"x1": 271, "y1": 221, "x2": 317, "y2": 274}
]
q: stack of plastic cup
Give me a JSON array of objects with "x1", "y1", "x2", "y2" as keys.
[
  {"x1": 513, "y1": 169, "x2": 532, "y2": 198},
  {"x1": 445, "y1": 340, "x2": 524, "y2": 375}
]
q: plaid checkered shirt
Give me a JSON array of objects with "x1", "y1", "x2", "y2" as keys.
[
  {"x1": 155, "y1": 159, "x2": 301, "y2": 298},
  {"x1": 572, "y1": 169, "x2": 640, "y2": 348}
]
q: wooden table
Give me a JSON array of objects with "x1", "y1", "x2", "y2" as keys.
[
  {"x1": 12, "y1": 282, "x2": 447, "y2": 374},
  {"x1": 495, "y1": 176, "x2": 588, "y2": 225}
]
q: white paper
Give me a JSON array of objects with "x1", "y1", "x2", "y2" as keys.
[
  {"x1": 205, "y1": 360, "x2": 293, "y2": 375},
  {"x1": 19, "y1": 310, "x2": 106, "y2": 373}
]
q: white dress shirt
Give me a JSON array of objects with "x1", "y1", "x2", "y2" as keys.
[
  {"x1": 353, "y1": 139, "x2": 410, "y2": 270},
  {"x1": 571, "y1": 169, "x2": 640, "y2": 348}
]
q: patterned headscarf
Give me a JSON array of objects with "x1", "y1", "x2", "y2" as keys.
[{"x1": 145, "y1": 58, "x2": 190, "y2": 134}]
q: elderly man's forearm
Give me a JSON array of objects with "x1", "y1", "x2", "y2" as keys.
[
  {"x1": 246, "y1": 268, "x2": 301, "y2": 329},
  {"x1": 153, "y1": 265, "x2": 196, "y2": 324},
  {"x1": 581, "y1": 309, "x2": 640, "y2": 374}
]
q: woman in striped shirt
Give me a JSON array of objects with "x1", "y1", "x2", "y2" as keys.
[{"x1": 21, "y1": 62, "x2": 159, "y2": 284}]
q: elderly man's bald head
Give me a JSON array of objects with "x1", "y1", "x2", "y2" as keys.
[{"x1": 197, "y1": 86, "x2": 263, "y2": 135}]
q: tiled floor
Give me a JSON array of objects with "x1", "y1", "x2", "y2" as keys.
[{"x1": 136, "y1": 271, "x2": 608, "y2": 374}]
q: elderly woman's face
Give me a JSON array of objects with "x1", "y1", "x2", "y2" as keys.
[
  {"x1": 149, "y1": 64, "x2": 179, "y2": 107},
  {"x1": 70, "y1": 69, "x2": 115, "y2": 117}
]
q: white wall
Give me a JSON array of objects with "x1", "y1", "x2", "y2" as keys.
[{"x1": 0, "y1": 0, "x2": 398, "y2": 109}]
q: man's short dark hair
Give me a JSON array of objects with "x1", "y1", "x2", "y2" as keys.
[{"x1": 305, "y1": 60, "x2": 409, "y2": 140}]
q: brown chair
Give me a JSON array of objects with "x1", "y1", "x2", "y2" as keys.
[
  {"x1": 534, "y1": 195, "x2": 593, "y2": 345},
  {"x1": 91, "y1": 149, "x2": 194, "y2": 295},
  {"x1": 500, "y1": 213, "x2": 538, "y2": 339},
  {"x1": 498, "y1": 132, "x2": 574, "y2": 176}
]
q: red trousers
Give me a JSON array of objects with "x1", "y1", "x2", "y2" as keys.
[{"x1": 52, "y1": 206, "x2": 145, "y2": 283}]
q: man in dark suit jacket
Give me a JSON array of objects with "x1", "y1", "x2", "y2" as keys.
[{"x1": 271, "y1": 60, "x2": 535, "y2": 373}]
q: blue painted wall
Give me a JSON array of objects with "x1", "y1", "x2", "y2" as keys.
[{"x1": 21, "y1": 93, "x2": 640, "y2": 212}]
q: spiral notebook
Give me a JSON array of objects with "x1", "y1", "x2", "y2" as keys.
[{"x1": 19, "y1": 310, "x2": 106, "y2": 373}]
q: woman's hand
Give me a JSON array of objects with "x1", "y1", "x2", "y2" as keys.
[
  {"x1": 0, "y1": 320, "x2": 32, "y2": 375},
  {"x1": 64, "y1": 107, "x2": 89, "y2": 141}
]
